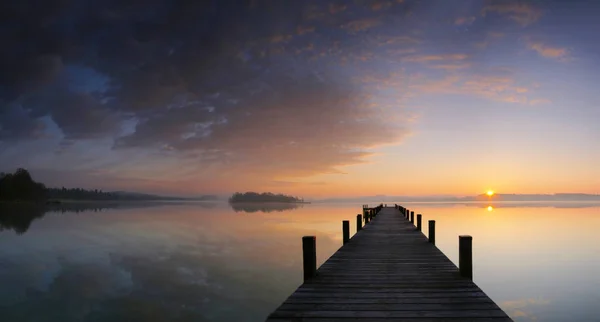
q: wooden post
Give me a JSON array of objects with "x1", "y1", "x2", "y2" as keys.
[
  {"x1": 428, "y1": 220, "x2": 436, "y2": 245},
  {"x1": 410, "y1": 211, "x2": 414, "y2": 224},
  {"x1": 302, "y1": 236, "x2": 316, "y2": 281},
  {"x1": 365, "y1": 212, "x2": 370, "y2": 224},
  {"x1": 342, "y1": 220, "x2": 350, "y2": 245},
  {"x1": 406, "y1": 209, "x2": 409, "y2": 219},
  {"x1": 459, "y1": 235, "x2": 473, "y2": 279},
  {"x1": 357, "y1": 214, "x2": 362, "y2": 231},
  {"x1": 417, "y1": 214, "x2": 422, "y2": 231}
]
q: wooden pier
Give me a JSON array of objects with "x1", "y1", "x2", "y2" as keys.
[{"x1": 266, "y1": 205, "x2": 512, "y2": 321}]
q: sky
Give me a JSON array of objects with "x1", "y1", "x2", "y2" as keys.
[{"x1": 0, "y1": 0, "x2": 599, "y2": 198}]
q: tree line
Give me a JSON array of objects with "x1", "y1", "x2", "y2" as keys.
[
  {"x1": 228, "y1": 192, "x2": 304, "y2": 203},
  {"x1": 1, "y1": 168, "x2": 123, "y2": 201}
]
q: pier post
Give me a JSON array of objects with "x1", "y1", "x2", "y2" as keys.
[
  {"x1": 365, "y1": 212, "x2": 370, "y2": 224},
  {"x1": 428, "y1": 220, "x2": 436, "y2": 245},
  {"x1": 342, "y1": 221, "x2": 350, "y2": 245},
  {"x1": 406, "y1": 209, "x2": 409, "y2": 220},
  {"x1": 459, "y1": 235, "x2": 473, "y2": 279},
  {"x1": 410, "y1": 211, "x2": 414, "y2": 224},
  {"x1": 357, "y1": 214, "x2": 362, "y2": 231},
  {"x1": 417, "y1": 214, "x2": 422, "y2": 231},
  {"x1": 302, "y1": 236, "x2": 317, "y2": 281}
]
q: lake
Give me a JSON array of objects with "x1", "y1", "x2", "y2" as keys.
[{"x1": 0, "y1": 201, "x2": 599, "y2": 321}]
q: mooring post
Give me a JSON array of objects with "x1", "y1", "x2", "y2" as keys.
[
  {"x1": 406, "y1": 209, "x2": 409, "y2": 219},
  {"x1": 357, "y1": 214, "x2": 362, "y2": 231},
  {"x1": 428, "y1": 220, "x2": 436, "y2": 245},
  {"x1": 417, "y1": 214, "x2": 422, "y2": 231},
  {"x1": 365, "y1": 212, "x2": 370, "y2": 224},
  {"x1": 302, "y1": 236, "x2": 317, "y2": 281},
  {"x1": 459, "y1": 235, "x2": 473, "y2": 279},
  {"x1": 342, "y1": 220, "x2": 350, "y2": 245},
  {"x1": 410, "y1": 211, "x2": 414, "y2": 224}
]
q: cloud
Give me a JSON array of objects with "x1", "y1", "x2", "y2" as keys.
[
  {"x1": 377, "y1": 35, "x2": 420, "y2": 45},
  {"x1": 341, "y1": 18, "x2": 382, "y2": 32},
  {"x1": 529, "y1": 98, "x2": 552, "y2": 105},
  {"x1": 329, "y1": 3, "x2": 347, "y2": 14},
  {"x1": 455, "y1": 16, "x2": 476, "y2": 25},
  {"x1": 296, "y1": 25, "x2": 316, "y2": 35},
  {"x1": 430, "y1": 63, "x2": 471, "y2": 70},
  {"x1": 371, "y1": 1, "x2": 393, "y2": 11},
  {"x1": 404, "y1": 54, "x2": 468, "y2": 63},
  {"x1": 526, "y1": 40, "x2": 570, "y2": 61},
  {"x1": 482, "y1": 1, "x2": 542, "y2": 26},
  {"x1": 115, "y1": 71, "x2": 409, "y2": 179},
  {"x1": 0, "y1": 105, "x2": 47, "y2": 141},
  {"x1": 475, "y1": 32, "x2": 505, "y2": 49},
  {"x1": 410, "y1": 72, "x2": 546, "y2": 105}
]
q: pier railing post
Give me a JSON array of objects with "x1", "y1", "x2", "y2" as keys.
[
  {"x1": 459, "y1": 235, "x2": 473, "y2": 279},
  {"x1": 410, "y1": 211, "x2": 414, "y2": 224},
  {"x1": 302, "y1": 236, "x2": 317, "y2": 281},
  {"x1": 365, "y1": 212, "x2": 370, "y2": 224},
  {"x1": 357, "y1": 214, "x2": 362, "y2": 231},
  {"x1": 406, "y1": 209, "x2": 409, "y2": 219},
  {"x1": 428, "y1": 220, "x2": 436, "y2": 245},
  {"x1": 342, "y1": 221, "x2": 350, "y2": 245},
  {"x1": 417, "y1": 214, "x2": 422, "y2": 231}
]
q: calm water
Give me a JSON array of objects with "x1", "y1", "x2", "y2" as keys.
[{"x1": 0, "y1": 202, "x2": 599, "y2": 321}]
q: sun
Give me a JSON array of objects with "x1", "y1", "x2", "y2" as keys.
[{"x1": 486, "y1": 190, "x2": 495, "y2": 196}]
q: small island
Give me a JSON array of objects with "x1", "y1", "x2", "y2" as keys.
[{"x1": 228, "y1": 192, "x2": 308, "y2": 204}]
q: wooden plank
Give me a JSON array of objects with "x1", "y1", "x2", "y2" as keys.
[
  {"x1": 266, "y1": 318, "x2": 514, "y2": 322},
  {"x1": 277, "y1": 303, "x2": 503, "y2": 311},
  {"x1": 265, "y1": 207, "x2": 512, "y2": 321},
  {"x1": 269, "y1": 310, "x2": 511, "y2": 318},
  {"x1": 294, "y1": 288, "x2": 484, "y2": 293},
  {"x1": 283, "y1": 297, "x2": 496, "y2": 304},
  {"x1": 288, "y1": 292, "x2": 492, "y2": 299}
]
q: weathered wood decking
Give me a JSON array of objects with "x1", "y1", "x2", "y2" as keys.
[{"x1": 266, "y1": 206, "x2": 512, "y2": 321}]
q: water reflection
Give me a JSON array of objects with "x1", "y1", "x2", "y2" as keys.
[
  {"x1": 0, "y1": 203, "x2": 599, "y2": 321},
  {"x1": 0, "y1": 204, "x2": 47, "y2": 234},
  {"x1": 229, "y1": 202, "x2": 303, "y2": 213},
  {"x1": 0, "y1": 202, "x2": 218, "y2": 235},
  {"x1": 0, "y1": 204, "x2": 346, "y2": 321},
  {"x1": 460, "y1": 201, "x2": 600, "y2": 209}
]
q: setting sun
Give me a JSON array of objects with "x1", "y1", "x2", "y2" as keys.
[{"x1": 486, "y1": 190, "x2": 495, "y2": 196}]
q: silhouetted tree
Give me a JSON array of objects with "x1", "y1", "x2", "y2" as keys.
[{"x1": 0, "y1": 168, "x2": 46, "y2": 201}]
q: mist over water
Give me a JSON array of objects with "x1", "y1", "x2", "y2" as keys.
[{"x1": 0, "y1": 202, "x2": 598, "y2": 321}]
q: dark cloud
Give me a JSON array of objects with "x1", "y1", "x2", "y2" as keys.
[
  {"x1": 0, "y1": 105, "x2": 46, "y2": 140},
  {"x1": 116, "y1": 71, "x2": 408, "y2": 177},
  {"x1": 1, "y1": 0, "x2": 413, "y2": 177}
]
